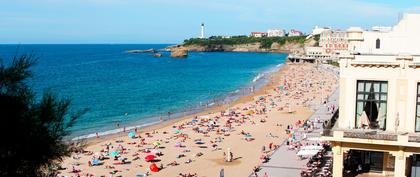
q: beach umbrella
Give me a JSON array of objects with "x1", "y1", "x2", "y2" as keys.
[
  {"x1": 245, "y1": 134, "x2": 252, "y2": 138},
  {"x1": 128, "y1": 131, "x2": 136, "y2": 138},
  {"x1": 150, "y1": 163, "x2": 159, "y2": 172},
  {"x1": 192, "y1": 119, "x2": 199, "y2": 123},
  {"x1": 153, "y1": 141, "x2": 161, "y2": 147},
  {"x1": 145, "y1": 155, "x2": 156, "y2": 162},
  {"x1": 175, "y1": 129, "x2": 182, "y2": 134},
  {"x1": 109, "y1": 151, "x2": 119, "y2": 157}
]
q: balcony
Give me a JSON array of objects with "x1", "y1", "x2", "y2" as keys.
[
  {"x1": 322, "y1": 127, "x2": 420, "y2": 148},
  {"x1": 342, "y1": 130, "x2": 397, "y2": 141}
]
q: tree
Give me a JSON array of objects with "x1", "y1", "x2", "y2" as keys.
[{"x1": 0, "y1": 54, "x2": 85, "y2": 177}]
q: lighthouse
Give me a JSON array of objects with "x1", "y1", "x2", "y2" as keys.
[{"x1": 200, "y1": 23, "x2": 205, "y2": 39}]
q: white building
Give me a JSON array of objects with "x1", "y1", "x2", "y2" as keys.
[
  {"x1": 312, "y1": 26, "x2": 330, "y2": 36},
  {"x1": 348, "y1": 14, "x2": 420, "y2": 55},
  {"x1": 305, "y1": 47, "x2": 330, "y2": 59},
  {"x1": 267, "y1": 29, "x2": 286, "y2": 37},
  {"x1": 323, "y1": 13, "x2": 420, "y2": 177},
  {"x1": 200, "y1": 23, "x2": 205, "y2": 39},
  {"x1": 288, "y1": 29, "x2": 303, "y2": 36},
  {"x1": 250, "y1": 32, "x2": 268, "y2": 38},
  {"x1": 319, "y1": 29, "x2": 348, "y2": 55},
  {"x1": 372, "y1": 26, "x2": 392, "y2": 32}
]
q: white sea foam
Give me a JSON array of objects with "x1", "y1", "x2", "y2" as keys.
[{"x1": 71, "y1": 121, "x2": 158, "y2": 141}]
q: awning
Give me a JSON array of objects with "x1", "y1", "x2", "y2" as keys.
[{"x1": 296, "y1": 149, "x2": 320, "y2": 156}]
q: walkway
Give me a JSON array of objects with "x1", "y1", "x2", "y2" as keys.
[{"x1": 254, "y1": 65, "x2": 340, "y2": 177}]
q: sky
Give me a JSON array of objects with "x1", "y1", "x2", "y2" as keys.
[{"x1": 1, "y1": 0, "x2": 420, "y2": 44}]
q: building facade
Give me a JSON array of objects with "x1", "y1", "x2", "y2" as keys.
[
  {"x1": 319, "y1": 29, "x2": 348, "y2": 55},
  {"x1": 267, "y1": 29, "x2": 285, "y2": 37},
  {"x1": 288, "y1": 29, "x2": 303, "y2": 36},
  {"x1": 348, "y1": 14, "x2": 420, "y2": 55},
  {"x1": 323, "y1": 13, "x2": 420, "y2": 177},
  {"x1": 305, "y1": 47, "x2": 330, "y2": 60}
]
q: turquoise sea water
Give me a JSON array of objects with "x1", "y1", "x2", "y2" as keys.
[{"x1": 0, "y1": 44, "x2": 287, "y2": 139}]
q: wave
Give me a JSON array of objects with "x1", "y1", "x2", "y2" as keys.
[
  {"x1": 72, "y1": 121, "x2": 158, "y2": 141},
  {"x1": 71, "y1": 63, "x2": 286, "y2": 141}
]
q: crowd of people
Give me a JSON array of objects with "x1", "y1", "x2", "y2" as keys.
[{"x1": 58, "y1": 63, "x2": 338, "y2": 177}]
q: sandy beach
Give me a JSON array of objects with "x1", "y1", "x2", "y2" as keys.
[{"x1": 59, "y1": 62, "x2": 339, "y2": 177}]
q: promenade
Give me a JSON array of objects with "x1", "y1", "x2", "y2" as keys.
[{"x1": 255, "y1": 65, "x2": 339, "y2": 177}]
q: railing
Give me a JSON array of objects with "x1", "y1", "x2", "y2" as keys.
[
  {"x1": 321, "y1": 109, "x2": 339, "y2": 137},
  {"x1": 409, "y1": 134, "x2": 420, "y2": 143},
  {"x1": 342, "y1": 131, "x2": 398, "y2": 141}
]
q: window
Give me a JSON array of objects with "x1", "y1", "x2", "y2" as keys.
[
  {"x1": 416, "y1": 83, "x2": 420, "y2": 132},
  {"x1": 355, "y1": 80, "x2": 388, "y2": 130},
  {"x1": 376, "y1": 38, "x2": 380, "y2": 49}
]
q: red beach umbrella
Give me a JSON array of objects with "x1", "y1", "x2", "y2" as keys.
[
  {"x1": 145, "y1": 155, "x2": 156, "y2": 162},
  {"x1": 150, "y1": 163, "x2": 159, "y2": 172}
]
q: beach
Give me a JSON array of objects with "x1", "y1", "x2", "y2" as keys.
[{"x1": 59, "y1": 62, "x2": 339, "y2": 177}]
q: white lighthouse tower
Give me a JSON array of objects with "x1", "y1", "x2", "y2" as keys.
[{"x1": 200, "y1": 23, "x2": 205, "y2": 39}]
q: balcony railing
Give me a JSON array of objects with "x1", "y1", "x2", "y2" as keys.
[
  {"x1": 408, "y1": 134, "x2": 420, "y2": 143},
  {"x1": 321, "y1": 109, "x2": 339, "y2": 137},
  {"x1": 343, "y1": 131, "x2": 398, "y2": 141}
]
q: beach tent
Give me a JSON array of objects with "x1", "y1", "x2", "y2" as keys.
[
  {"x1": 109, "y1": 151, "x2": 119, "y2": 157},
  {"x1": 145, "y1": 155, "x2": 156, "y2": 162},
  {"x1": 128, "y1": 131, "x2": 136, "y2": 138}
]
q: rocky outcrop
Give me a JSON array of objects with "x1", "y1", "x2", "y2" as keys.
[
  {"x1": 153, "y1": 53, "x2": 162, "y2": 57},
  {"x1": 270, "y1": 42, "x2": 281, "y2": 50},
  {"x1": 170, "y1": 47, "x2": 188, "y2": 58},
  {"x1": 126, "y1": 49, "x2": 156, "y2": 53},
  {"x1": 165, "y1": 39, "x2": 314, "y2": 55}
]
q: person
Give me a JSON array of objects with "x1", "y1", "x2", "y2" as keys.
[{"x1": 263, "y1": 172, "x2": 268, "y2": 177}]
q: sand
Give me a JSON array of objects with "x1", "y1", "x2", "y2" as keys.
[{"x1": 59, "y1": 63, "x2": 339, "y2": 177}]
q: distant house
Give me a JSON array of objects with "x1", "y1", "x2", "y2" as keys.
[
  {"x1": 267, "y1": 29, "x2": 286, "y2": 37},
  {"x1": 250, "y1": 32, "x2": 268, "y2": 38},
  {"x1": 288, "y1": 29, "x2": 304, "y2": 37}
]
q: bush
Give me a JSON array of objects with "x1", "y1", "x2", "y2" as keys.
[{"x1": 183, "y1": 35, "x2": 307, "y2": 49}]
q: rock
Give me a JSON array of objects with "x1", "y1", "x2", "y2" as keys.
[
  {"x1": 232, "y1": 48, "x2": 250, "y2": 52},
  {"x1": 153, "y1": 53, "x2": 162, "y2": 57},
  {"x1": 126, "y1": 49, "x2": 156, "y2": 53},
  {"x1": 170, "y1": 47, "x2": 188, "y2": 58},
  {"x1": 271, "y1": 42, "x2": 281, "y2": 50}
]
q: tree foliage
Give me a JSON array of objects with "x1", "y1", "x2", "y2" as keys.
[
  {"x1": 0, "y1": 54, "x2": 85, "y2": 177},
  {"x1": 183, "y1": 35, "x2": 307, "y2": 49}
]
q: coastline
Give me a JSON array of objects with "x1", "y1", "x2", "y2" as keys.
[
  {"x1": 60, "y1": 62, "x2": 339, "y2": 177},
  {"x1": 73, "y1": 61, "x2": 287, "y2": 145}
]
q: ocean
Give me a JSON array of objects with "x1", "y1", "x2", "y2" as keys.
[{"x1": 0, "y1": 44, "x2": 287, "y2": 139}]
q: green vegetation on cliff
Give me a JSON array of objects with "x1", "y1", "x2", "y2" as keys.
[{"x1": 183, "y1": 35, "x2": 307, "y2": 49}]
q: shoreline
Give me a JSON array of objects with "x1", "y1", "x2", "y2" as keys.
[
  {"x1": 72, "y1": 61, "x2": 287, "y2": 144},
  {"x1": 61, "y1": 62, "x2": 339, "y2": 177}
]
